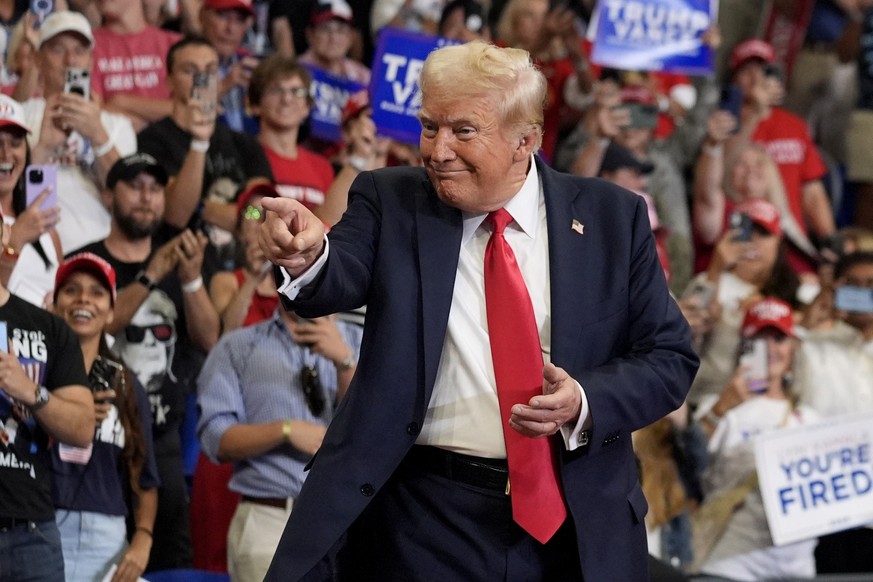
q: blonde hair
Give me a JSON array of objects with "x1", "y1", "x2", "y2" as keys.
[{"x1": 419, "y1": 40, "x2": 546, "y2": 149}]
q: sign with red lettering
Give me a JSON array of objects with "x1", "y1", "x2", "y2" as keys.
[{"x1": 755, "y1": 412, "x2": 873, "y2": 545}]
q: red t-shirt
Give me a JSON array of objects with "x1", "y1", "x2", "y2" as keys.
[
  {"x1": 91, "y1": 26, "x2": 181, "y2": 100},
  {"x1": 263, "y1": 145, "x2": 335, "y2": 211},
  {"x1": 751, "y1": 108, "x2": 827, "y2": 234}
]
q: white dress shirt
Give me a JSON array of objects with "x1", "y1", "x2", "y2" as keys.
[{"x1": 279, "y1": 159, "x2": 590, "y2": 458}]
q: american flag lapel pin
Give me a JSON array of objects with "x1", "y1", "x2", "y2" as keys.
[{"x1": 571, "y1": 219, "x2": 584, "y2": 235}]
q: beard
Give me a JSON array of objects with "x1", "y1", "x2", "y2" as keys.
[{"x1": 115, "y1": 210, "x2": 162, "y2": 240}]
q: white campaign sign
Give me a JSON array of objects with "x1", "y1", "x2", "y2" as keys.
[{"x1": 755, "y1": 411, "x2": 873, "y2": 546}]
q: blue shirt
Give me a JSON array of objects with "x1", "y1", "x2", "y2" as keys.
[{"x1": 196, "y1": 311, "x2": 362, "y2": 498}]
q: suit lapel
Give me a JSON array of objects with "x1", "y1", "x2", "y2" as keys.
[
  {"x1": 540, "y1": 159, "x2": 595, "y2": 369},
  {"x1": 415, "y1": 179, "x2": 463, "y2": 407}
]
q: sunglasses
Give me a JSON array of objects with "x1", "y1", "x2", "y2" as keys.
[
  {"x1": 300, "y1": 365, "x2": 326, "y2": 417},
  {"x1": 125, "y1": 323, "x2": 173, "y2": 343}
]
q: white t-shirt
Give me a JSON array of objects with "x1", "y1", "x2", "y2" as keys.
[
  {"x1": 23, "y1": 98, "x2": 137, "y2": 253},
  {"x1": 698, "y1": 396, "x2": 819, "y2": 581}
]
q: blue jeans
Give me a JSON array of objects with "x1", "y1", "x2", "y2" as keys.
[
  {"x1": 56, "y1": 510, "x2": 126, "y2": 582},
  {"x1": 0, "y1": 519, "x2": 65, "y2": 582}
]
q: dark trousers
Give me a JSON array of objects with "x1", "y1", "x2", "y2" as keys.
[{"x1": 338, "y1": 451, "x2": 583, "y2": 582}]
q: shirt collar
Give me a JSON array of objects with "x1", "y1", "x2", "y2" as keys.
[{"x1": 461, "y1": 156, "x2": 540, "y2": 244}]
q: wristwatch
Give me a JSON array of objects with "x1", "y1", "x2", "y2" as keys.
[
  {"x1": 31, "y1": 385, "x2": 50, "y2": 411},
  {"x1": 136, "y1": 270, "x2": 158, "y2": 292}
]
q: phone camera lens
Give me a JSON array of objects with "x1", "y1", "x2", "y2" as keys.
[{"x1": 29, "y1": 169, "x2": 44, "y2": 183}]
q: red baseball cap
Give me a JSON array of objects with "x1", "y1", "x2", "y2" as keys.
[
  {"x1": 730, "y1": 39, "x2": 776, "y2": 72},
  {"x1": 203, "y1": 0, "x2": 254, "y2": 16},
  {"x1": 54, "y1": 252, "x2": 117, "y2": 306},
  {"x1": 311, "y1": 0, "x2": 354, "y2": 26},
  {"x1": 341, "y1": 89, "x2": 370, "y2": 126},
  {"x1": 734, "y1": 198, "x2": 782, "y2": 237},
  {"x1": 237, "y1": 182, "x2": 280, "y2": 217},
  {"x1": 742, "y1": 297, "x2": 797, "y2": 338},
  {"x1": 0, "y1": 94, "x2": 31, "y2": 133}
]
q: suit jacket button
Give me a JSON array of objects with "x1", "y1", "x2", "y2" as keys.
[
  {"x1": 406, "y1": 422, "x2": 420, "y2": 435},
  {"x1": 360, "y1": 483, "x2": 375, "y2": 497}
]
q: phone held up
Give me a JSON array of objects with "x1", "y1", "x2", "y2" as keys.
[
  {"x1": 729, "y1": 211, "x2": 753, "y2": 242},
  {"x1": 740, "y1": 337, "x2": 769, "y2": 394},
  {"x1": 25, "y1": 164, "x2": 58, "y2": 211},
  {"x1": 719, "y1": 84, "x2": 742, "y2": 121},
  {"x1": 64, "y1": 67, "x2": 90, "y2": 100},
  {"x1": 30, "y1": 0, "x2": 54, "y2": 27},
  {"x1": 834, "y1": 286, "x2": 873, "y2": 314}
]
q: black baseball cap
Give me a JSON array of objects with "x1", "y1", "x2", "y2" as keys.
[
  {"x1": 599, "y1": 142, "x2": 654, "y2": 175},
  {"x1": 107, "y1": 153, "x2": 169, "y2": 189}
]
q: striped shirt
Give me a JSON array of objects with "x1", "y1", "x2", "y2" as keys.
[{"x1": 196, "y1": 310, "x2": 362, "y2": 498}]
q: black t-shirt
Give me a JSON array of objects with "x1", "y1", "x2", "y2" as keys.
[
  {"x1": 137, "y1": 117, "x2": 273, "y2": 273},
  {"x1": 72, "y1": 231, "x2": 205, "y2": 456},
  {"x1": 0, "y1": 294, "x2": 89, "y2": 520}
]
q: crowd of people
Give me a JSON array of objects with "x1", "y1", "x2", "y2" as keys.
[{"x1": 0, "y1": 0, "x2": 871, "y2": 580}]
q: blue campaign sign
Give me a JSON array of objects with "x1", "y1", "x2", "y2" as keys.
[
  {"x1": 590, "y1": 0, "x2": 716, "y2": 75},
  {"x1": 304, "y1": 65, "x2": 365, "y2": 143},
  {"x1": 369, "y1": 28, "x2": 459, "y2": 145}
]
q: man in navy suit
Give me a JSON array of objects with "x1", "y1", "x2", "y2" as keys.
[{"x1": 258, "y1": 41, "x2": 698, "y2": 581}]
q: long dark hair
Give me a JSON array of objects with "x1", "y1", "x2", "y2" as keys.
[
  {"x1": 11, "y1": 145, "x2": 52, "y2": 269},
  {"x1": 96, "y1": 335, "x2": 147, "y2": 493},
  {"x1": 760, "y1": 240, "x2": 801, "y2": 309}
]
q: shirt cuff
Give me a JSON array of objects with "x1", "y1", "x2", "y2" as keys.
[
  {"x1": 276, "y1": 236, "x2": 330, "y2": 300},
  {"x1": 560, "y1": 380, "x2": 592, "y2": 451}
]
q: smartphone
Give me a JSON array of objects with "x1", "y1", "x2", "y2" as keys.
[
  {"x1": 89, "y1": 356, "x2": 123, "y2": 404},
  {"x1": 719, "y1": 84, "x2": 742, "y2": 119},
  {"x1": 30, "y1": 0, "x2": 54, "y2": 27},
  {"x1": 25, "y1": 164, "x2": 58, "y2": 211},
  {"x1": 834, "y1": 286, "x2": 873, "y2": 314},
  {"x1": 0, "y1": 321, "x2": 7, "y2": 354},
  {"x1": 191, "y1": 70, "x2": 216, "y2": 101},
  {"x1": 681, "y1": 280, "x2": 716, "y2": 310},
  {"x1": 729, "y1": 211, "x2": 753, "y2": 242},
  {"x1": 763, "y1": 63, "x2": 784, "y2": 83},
  {"x1": 64, "y1": 67, "x2": 90, "y2": 100},
  {"x1": 740, "y1": 338, "x2": 769, "y2": 394}
]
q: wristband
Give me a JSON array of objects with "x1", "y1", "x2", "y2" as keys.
[
  {"x1": 93, "y1": 137, "x2": 115, "y2": 158},
  {"x1": 190, "y1": 139, "x2": 210, "y2": 153},
  {"x1": 182, "y1": 275, "x2": 203, "y2": 294},
  {"x1": 703, "y1": 143, "x2": 723, "y2": 157},
  {"x1": 282, "y1": 420, "x2": 292, "y2": 443},
  {"x1": 348, "y1": 155, "x2": 368, "y2": 172},
  {"x1": 704, "y1": 409, "x2": 722, "y2": 427},
  {"x1": 337, "y1": 353, "x2": 356, "y2": 371},
  {"x1": 136, "y1": 526, "x2": 153, "y2": 538}
]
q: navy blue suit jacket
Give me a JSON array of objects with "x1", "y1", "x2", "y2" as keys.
[{"x1": 265, "y1": 158, "x2": 699, "y2": 582}]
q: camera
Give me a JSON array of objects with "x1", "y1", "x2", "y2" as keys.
[
  {"x1": 28, "y1": 168, "x2": 44, "y2": 184},
  {"x1": 64, "y1": 67, "x2": 90, "y2": 100}
]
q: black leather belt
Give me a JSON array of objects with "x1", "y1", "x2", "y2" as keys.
[
  {"x1": 0, "y1": 516, "x2": 31, "y2": 531},
  {"x1": 405, "y1": 446, "x2": 509, "y2": 492},
  {"x1": 241, "y1": 496, "x2": 289, "y2": 509}
]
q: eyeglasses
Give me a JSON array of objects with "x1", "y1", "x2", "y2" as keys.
[
  {"x1": 243, "y1": 205, "x2": 264, "y2": 222},
  {"x1": 300, "y1": 366, "x2": 326, "y2": 417},
  {"x1": 125, "y1": 323, "x2": 173, "y2": 343},
  {"x1": 265, "y1": 86, "x2": 309, "y2": 99}
]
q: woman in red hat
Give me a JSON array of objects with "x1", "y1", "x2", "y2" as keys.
[
  {"x1": 51, "y1": 253, "x2": 160, "y2": 582},
  {"x1": 691, "y1": 297, "x2": 819, "y2": 580}
]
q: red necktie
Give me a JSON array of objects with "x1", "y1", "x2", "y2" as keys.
[{"x1": 483, "y1": 208, "x2": 566, "y2": 544}]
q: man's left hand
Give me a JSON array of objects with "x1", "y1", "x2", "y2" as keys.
[{"x1": 509, "y1": 363, "x2": 581, "y2": 438}]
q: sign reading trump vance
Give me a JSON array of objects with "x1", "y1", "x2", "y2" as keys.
[
  {"x1": 755, "y1": 412, "x2": 873, "y2": 546},
  {"x1": 370, "y1": 28, "x2": 459, "y2": 145},
  {"x1": 590, "y1": 0, "x2": 716, "y2": 75}
]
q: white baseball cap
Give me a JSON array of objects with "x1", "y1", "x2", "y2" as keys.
[
  {"x1": 38, "y1": 11, "x2": 94, "y2": 50},
  {"x1": 0, "y1": 94, "x2": 31, "y2": 133}
]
